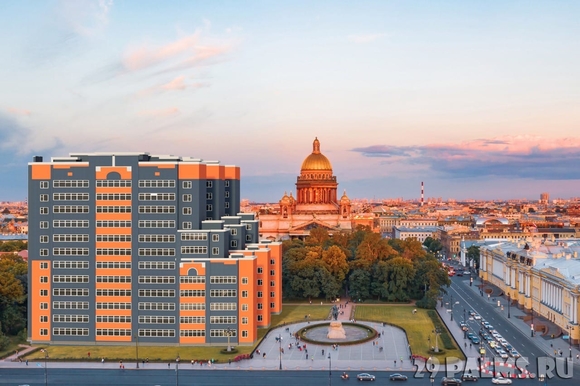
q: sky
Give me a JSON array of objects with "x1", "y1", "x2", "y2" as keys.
[{"x1": 1, "y1": 0, "x2": 579, "y2": 203}]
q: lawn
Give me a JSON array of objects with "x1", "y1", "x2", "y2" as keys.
[
  {"x1": 25, "y1": 304, "x2": 332, "y2": 362},
  {"x1": 354, "y1": 305, "x2": 464, "y2": 360}
]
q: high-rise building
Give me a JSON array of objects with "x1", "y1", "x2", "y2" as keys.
[{"x1": 28, "y1": 152, "x2": 282, "y2": 346}]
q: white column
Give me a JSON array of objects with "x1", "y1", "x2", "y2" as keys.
[{"x1": 574, "y1": 295, "x2": 578, "y2": 324}]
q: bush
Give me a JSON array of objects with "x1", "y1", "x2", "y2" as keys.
[
  {"x1": 416, "y1": 296, "x2": 436, "y2": 309},
  {"x1": 0, "y1": 333, "x2": 10, "y2": 351}
]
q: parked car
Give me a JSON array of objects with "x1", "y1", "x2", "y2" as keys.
[
  {"x1": 482, "y1": 322, "x2": 490, "y2": 329},
  {"x1": 470, "y1": 336, "x2": 480, "y2": 344},
  {"x1": 461, "y1": 374, "x2": 478, "y2": 382},
  {"x1": 389, "y1": 373, "x2": 408, "y2": 381},
  {"x1": 467, "y1": 332, "x2": 475, "y2": 339},
  {"x1": 486, "y1": 325, "x2": 494, "y2": 331},
  {"x1": 491, "y1": 377, "x2": 512, "y2": 385},
  {"x1": 498, "y1": 350, "x2": 509, "y2": 359},
  {"x1": 357, "y1": 373, "x2": 376, "y2": 381},
  {"x1": 441, "y1": 377, "x2": 462, "y2": 386}
]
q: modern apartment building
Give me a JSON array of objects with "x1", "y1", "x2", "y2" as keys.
[{"x1": 28, "y1": 152, "x2": 282, "y2": 346}]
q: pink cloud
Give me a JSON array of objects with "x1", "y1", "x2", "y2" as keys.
[
  {"x1": 6, "y1": 107, "x2": 32, "y2": 116},
  {"x1": 123, "y1": 34, "x2": 200, "y2": 71},
  {"x1": 138, "y1": 107, "x2": 180, "y2": 118},
  {"x1": 136, "y1": 76, "x2": 210, "y2": 98}
]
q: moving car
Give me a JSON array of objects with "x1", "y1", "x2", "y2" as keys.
[
  {"x1": 473, "y1": 314, "x2": 482, "y2": 320},
  {"x1": 510, "y1": 349, "x2": 521, "y2": 358},
  {"x1": 491, "y1": 377, "x2": 512, "y2": 385},
  {"x1": 470, "y1": 336, "x2": 480, "y2": 344},
  {"x1": 441, "y1": 377, "x2": 462, "y2": 386},
  {"x1": 461, "y1": 374, "x2": 478, "y2": 382},
  {"x1": 389, "y1": 373, "x2": 408, "y2": 381},
  {"x1": 357, "y1": 373, "x2": 376, "y2": 381}
]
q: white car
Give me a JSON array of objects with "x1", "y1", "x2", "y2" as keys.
[
  {"x1": 473, "y1": 314, "x2": 482, "y2": 320},
  {"x1": 492, "y1": 377, "x2": 512, "y2": 385},
  {"x1": 498, "y1": 350, "x2": 509, "y2": 359}
]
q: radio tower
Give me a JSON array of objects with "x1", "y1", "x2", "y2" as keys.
[{"x1": 421, "y1": 181, "x2": 424, "y2": 207}]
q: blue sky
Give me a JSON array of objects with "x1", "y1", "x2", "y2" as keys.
[{"x1": 1, "y1": 1, "x2": 579, "y2": 202}]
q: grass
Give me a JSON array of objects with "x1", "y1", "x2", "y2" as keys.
[
  {"x1": 22, "y1": 303, "x2": 463, "y2": 362},
  {"x1": 0, "y1": 336, "x2": 27, "y2": 360},
  {"x1": 354, "y1": 305, "x2": 464, "y2": 360}
]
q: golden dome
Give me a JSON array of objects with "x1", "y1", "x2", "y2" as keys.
[
  {"x1": 300, "y1": 137, "x2": 333, "y2": 171},
  {"x1": 340, "y1": 190, "x2": 350, "y2": 203}
]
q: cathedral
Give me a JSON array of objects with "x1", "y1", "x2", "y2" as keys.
[{"x1": 258, "y1": 138, "x2": 353, "y2": 240}]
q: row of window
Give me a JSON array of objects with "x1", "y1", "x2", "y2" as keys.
[
  {"x1": 52, "y1": 288, "x2": 89, "y2": 296},
  {"x1": 96, "y1": 262, "x2": 132, "y2": 269},
  {"x1": 139, "y1": 234, "x2": 175, "y2": 243},
  {"x1": 52, "y1": 234, "x2": 89, "y2": 242},
  {"x1": 97, "y1": 248, "x2": 132, "y2": 256},
  {"x1": 209, "y1": 303, "x2": 237, "y2": 311},
  {"x1": 139, "y1": 316, "x2": 175, "y2": 324},
  {"x1": 180, "y1": 303, "x2": 205, "y2": 310},
  {"x1": 96, "y1": 302, "x2": 131, "y2": 310},
  {"x1": 41, "y1": 274, "x2": 273, "y2": 284},
  {"x1": 97, "y1": 234, "x2": 132, "y2": 242},
  {"x1": 139, "y1": 289, "x2": 175, "y2": 297},
  {"x1": 97, "y1": 193, "x2": 132, "y2": 200},
  {"x1": 41, "y1": 179, "x2": 231, "y2": 190},
  {"x1": 180, "y1": 290, "x2": 205, "y2": 297},
  {"x1": 139, "y1": 261, "x2": 175, "y2": 270},
  {"x1": 210, "y1": 276, "x2": 236, "y2": 284},
  {"x1": 97, "y1": 206, "x2": 131, "y2": 213},
  {"x1": 139, "y1": 276, "x2": 175, "y2": 284},
  {"x1": 209, "y1": 316, "x2": 236, "y2": 324},
  {"x1": 138, "y1": 248, "x2": 175, "y2": 256},
  {"x1": 53, "y1": 193, "x2": 90, "y2": 201},
  {"x1": 51, "y1": 301, "x2": 89, "y2": 309},
  {"x1": 45, "y1": 315, "x2": 248, "y2": 325},
  {"x1": 52, "y1": 261, "x2": 89, "y2": 269},
  {"x1": 96, "y1": 289, "x2": 131, "y2": 297},
  {"x1": 139, "y1": 193, "x2": 175, "y2": 201}
]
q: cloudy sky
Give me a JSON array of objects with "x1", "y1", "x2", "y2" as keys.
[{"x1": 1, "y1": 1, "x2": 579, "y2": 202}]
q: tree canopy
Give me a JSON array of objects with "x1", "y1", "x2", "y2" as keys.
[{"x1": 282, "y1": 227, "x2": 450, "y2": 307}]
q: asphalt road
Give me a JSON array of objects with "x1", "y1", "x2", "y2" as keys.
[{"x1": 0, "y1": 368, "x2": 574, "y2": 386}]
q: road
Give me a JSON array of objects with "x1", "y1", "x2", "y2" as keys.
[{"x1": 0, "y1": 368, "x2": 574, "y2": 386}]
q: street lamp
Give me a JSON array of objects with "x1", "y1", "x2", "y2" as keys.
[
  {"x1": 279, "y1": 333, "x2": 283, "y2": 370},
  {"x1": 568, "y1": 326, "x2": 573, "y2": 358},
  {"x1": 135, "y1": 334, "x2": 139, "y2": 368},
  {"x1": 432, "y1": 328, "x2": 441, "y2": 353},
  {"x1": 328, "y1": 352, "x2": 332, "y2": 386},
  {"x1": 175, "y1": 355, "x2": 180, "y2": 386},
  {"x1": 531, "y1": 306, "x2": 535, "y2": 337},
  {"x1": 40, "y1": 348, "x2": 48, "y2": 386},
  {"x1": 430, "y1": 375, "x2": 435, "y2": 386},
  {"x1": 507, "y1": 293, "x2": 511, "y2": 319},
  {"x1": 463, "y1": 308, "x2": 467, "y2": 339}
]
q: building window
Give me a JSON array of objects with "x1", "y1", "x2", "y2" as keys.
[
  {"x1": 40, "y1": 221, "x2": 48, "y2": 229},
  {"x1": 257, "y1": 267, "x2": 263, "y2": 274},
  {"x1": 183, "y1": 194, "x2": 192, "y2": 202},
  {"x1": 206, "y1": 192, "x2": 213, "y2": 200},
  {"x1": 206, "y1": 181, "x2": 213, "y2": 188},
  {"x1": 257, "y1": 303, "x2": 263, "y2": 310},
  {"x1": 241, "y1": 277, "x2": 248, "y2": 284},
  {"x1": 212, "y1": 234, "x2": 219, "y2": 242},
  {"x1": 270, "y1": 259, "x2": 275, "y2": 265},
  {"x1": 40, "y1": 276, "x2": 48, "y2": 283},
  {"x1": 225, "y1": 191, "x2": 230, "y2": 198},
  {"x1": 212, "y1": 247, "x2": 219, "y2": 255},
  {"x1": 270, "y1": 270, "x2": 275, "y2": 276},
  {"x1": 270, "y1": 280, "x2": 275, "y2": 287},
  {"x1": 242, "y1": 317, "x2": 248, "y2": 325},
  {"x1": 40, "y1": 207, "x2": 48, "y2": 215},
  {"x1": 40, "y1": 194, "x2": 49, "y2": 202},
  {"x1": 225, "y1": 181, "x2": 230, "y2": 187},
  {"x1": 183, "y1": 181, "x2": 192, "y2": 189},
  {"x1": 246, "y1": 235, "x2": 252, "y2": 241},
  {"x1": 270, "y1": 292, "x2": 275, "y2": 298},
  {"x1": 206, "y1": 204, "x2": 213, "y2": 211},
  {"x1": 230, "y1": 228, "x2": 238, "y2": 236},
  {"x1": 40, "y1": 181, "x2": 49, "y2": 189},
  {"x1": 182, "y1": 222, "x2": 192, "y2": 229},
  {"x1": 242, "y1": 304, "x2": 248, "y2": 311},
  {"x1": 40, "y1": 249, "x2": 48, "y2": 256},
  {"x1": 241, "y1": 291, "x2": 248, "y2": 298},
  {"x1": 245, "y1": 224, "x2": 252, "y2": 230},
  {"x1": 257, "y1": 279, "x2": 263, "y2": 286},
  {"x1": 40, "y1": 235, "x2": 48, "y2": 243},
  {"x1": 40, "y1": 262, "x2": 48, "y2": 269},
  {"x1": 40, "y1": 303, "x2": 48, "y2": 310},
  {"x1": 225, "y1": 202, "x2": 230, "y2": 209},
  {"x1": 40, "y1": 290, "x2": 48, "y2": 296},
  {"x1": 230, "y1": 240, "x2": 237, "y2": 248},
  {"x1": 257, "y1": 315, "x2": 263, "y2": 321},
  {"x1": 40, "y1": 316, "x2": 48, "y2": 323},
  {"x1": 242, "y1": 330, "x2": 248, "y2": 338},
  {"x1": 257, "y1": 291, "x2": 263, "y2": 298},
  {"x1": 40, "y1": 329, "x2": 48, "y2": 336},
  {"x1": 270, "y1": 302, "x2": 275, "y2": 309}
]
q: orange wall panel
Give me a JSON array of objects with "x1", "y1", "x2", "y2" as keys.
[
  {"x1": 206, "y1": 164, "x2": 224, "y2": 180},
  {"x1": 95, "y1": 166, "x2": 133, "y2": 180},
  {"x1": 30, "y1": 261, "x2": 51, "y2": 341},
  {"x1": 178, "y1": 163, "x2": 206, "y2": 180},
  {"x1": 224, "y1": 166, "x2": 240, "y2": 180},
  {"x1": 139, "y1": 163, "x2": 176, "y2": 169},
  {"x1": 180, "y1": 262, "x2": 206, "y2": 276},
  {"x1": 95, "y1": 188, "x2": 132, "y2": 194},
  {"x1": 31, "y1": 164, "x2": 51, "y2": 180},
  {"x1": 95, "y1": 213, "x2": 132, "y2": 220}
]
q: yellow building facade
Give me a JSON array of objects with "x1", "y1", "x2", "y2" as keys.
[{"x1": 480, "y1": 239, "x2": 580, "y2": 344}]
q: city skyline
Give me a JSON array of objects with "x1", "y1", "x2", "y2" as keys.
[{"x1": 1, "y1": 1, "x2": 580, "y2": 202}]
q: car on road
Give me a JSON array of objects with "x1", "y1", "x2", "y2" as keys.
[
  {"x1": 441, "y1": 377, "x2": 462, "y2": 386},
  {"x1": 510, "y1": 349, "x2": 521, "y2": 358},
  {"x1": 467, "y1": 332, "x2": 475, "y2": 339},
  {"x1": 473, "y1": 314, "x2": 482, "y2": 320},
  {"x1": 491, "y1": 377, "x2": 512, "y2": 385},
  {"x1": 489, "y1": 340, "x2": 497, "y2": 348},
  {"x1": 498, "y1": 350, "x2": 509, "y2": 359},
  {"x1": 456, "y1": 271, "x2": 464, "y2": 276},
  {"x1": 389, "y1": 373, "x2": 408, "y2": 381},
  {"x1": 461, "y1": 374, "x2": 478, "y2": 382},
  {"x1": 486, "y1": 325, "x2": 494, "y2": 331},
  {"x1": 482, "y1": 322, "x2": 490, "y2": 329},
  {"x1": 357, "y1": 373, "x2": 376, "y2": 381},
  {"x1": 470, "y1": 336, "x2": 480, "y2": 344}
]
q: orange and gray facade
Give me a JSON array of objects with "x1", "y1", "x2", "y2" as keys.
[{"x1": 28, "y1": 152, "x2": 282, "y2": 346}]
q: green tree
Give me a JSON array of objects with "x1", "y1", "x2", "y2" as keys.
[
  {"x1": 467, "y1": 245, "x2": 480, "y2": 268},
  {"x1": 348, "y1": 269, "x2": 371, "y2": 301}
]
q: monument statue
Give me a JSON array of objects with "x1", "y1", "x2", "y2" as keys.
[{"x1": 327, "y1": 304, "x2": 346, "y2": 339}]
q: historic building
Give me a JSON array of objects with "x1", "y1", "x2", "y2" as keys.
[
  {"x1": 479, "y1": 239, "x2": 580, "y2": 344},
  {"x1": 259, "y1": 138, "x2": 352, "y2": 240},
  {"x1": 28, "y1": 152, "x2": 282, "y2": 346}
]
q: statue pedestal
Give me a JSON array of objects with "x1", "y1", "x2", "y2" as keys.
[{"x1": 327, "y1": 321, "x2": 346, "y2": 339}]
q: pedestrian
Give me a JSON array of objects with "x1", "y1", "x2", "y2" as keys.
[
  {"x1": 168, "y1": 362, "x2": 171, "y2": 368},
  {"x1": 263, "y1": 352, "x2": 266, "y2": 358},
  {"x1": 26, "y1": 359, "x2": 28, "y2": 365},
  {"x1": 101, "y1": 358, "x2": 105, "y2": 363},
  {"x1": 306, "y1": 353, "x2": 309, "y2": 359},
  {"x1": 322, "y1": 349, "x2": 325, "y2": 356},
  {"x1": 576, "y1": 354, "x2": 579, "y2": 360},
  {"x1": 394, "y1": 360, "x2": 397, "y2": 366},
  {"x1": 119, "y1": 360, "x2": 123, "y2": 369}
]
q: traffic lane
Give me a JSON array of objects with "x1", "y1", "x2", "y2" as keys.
[
  {"x1": 447, "y1": 280, "x2": 541, "y2": 370},
  {"x1": 0, "y1": 368, "x2": 575, "y2": 386}
]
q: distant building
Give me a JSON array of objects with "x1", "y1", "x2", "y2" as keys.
[
  {"x1": 393, "y1": 226, "x2": 439, "y2": 243},
  {"x1": 258, "y1": 138, "x2": 353, "y2": 240},
  {"x1": 28, "y1": 152, "x2": 282, "y2": 346}
]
